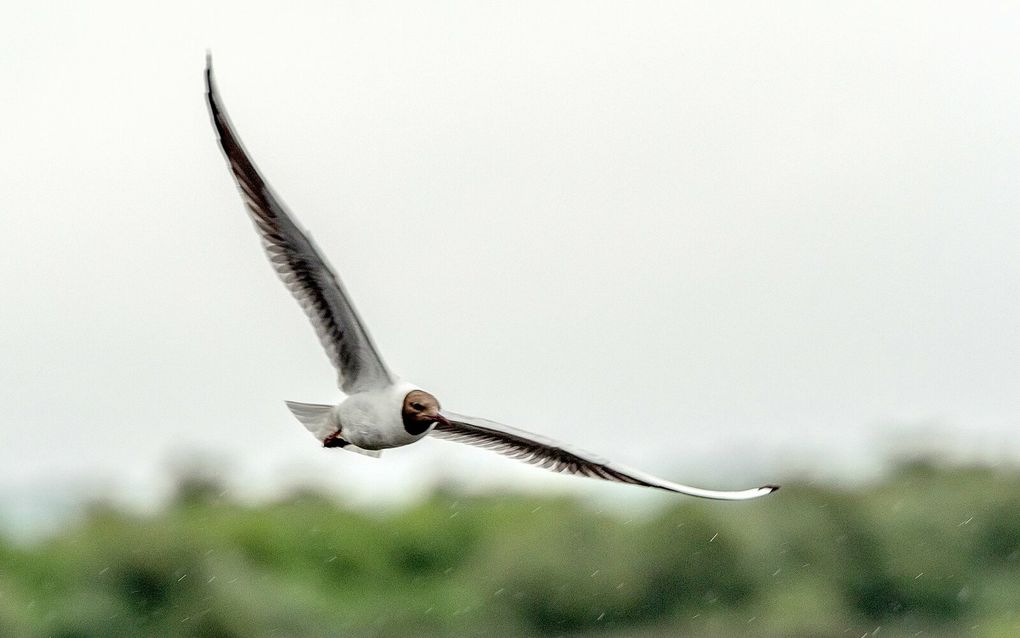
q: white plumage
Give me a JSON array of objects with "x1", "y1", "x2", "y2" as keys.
[{"x1": 206, "y1": 57, "x2": 778, "y2": 501}]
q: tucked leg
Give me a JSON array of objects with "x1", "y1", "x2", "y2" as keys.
[{"x1": 323, "y1": 431, "x2": 348, "y2": 448}]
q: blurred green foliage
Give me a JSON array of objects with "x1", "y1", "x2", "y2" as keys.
[{"x1": 2, "y1": 460, "x2": 1020, "y2": 637}]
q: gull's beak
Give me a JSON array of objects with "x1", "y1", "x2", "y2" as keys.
[{"x1": 429, "y1": 413, "x2": 452, "y2": 427}]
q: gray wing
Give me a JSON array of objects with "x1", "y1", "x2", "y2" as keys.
[
  {"x1": 205, "y1": 57, "x2": 395, "y2": 394},
  {"x1": 432, "y1": 412, "x2": 779, "y2": 501}
]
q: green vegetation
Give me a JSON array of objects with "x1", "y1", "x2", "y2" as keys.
[{"x1": 2, "y1": 460, "x2": 1020, "y2": 637}]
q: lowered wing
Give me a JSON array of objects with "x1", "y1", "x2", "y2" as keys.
[{"x1": 431, "y1": 412, "x2": 778, "y2": 500}]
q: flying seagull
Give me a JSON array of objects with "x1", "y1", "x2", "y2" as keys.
[{"x1": 204, "y1": 58, "x2": 778, "y2": 501}]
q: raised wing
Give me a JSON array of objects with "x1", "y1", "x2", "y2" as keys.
[
  {"x1": 205, "y1": 57, "x2": 395, "y2": 394},
  {"x1": 431, "y1": 412, "x2": 778, "y2": 500}
]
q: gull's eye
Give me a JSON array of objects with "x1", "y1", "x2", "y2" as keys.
[{"x1": 411, "y1": 402, "x2": 425, "y2": 411}]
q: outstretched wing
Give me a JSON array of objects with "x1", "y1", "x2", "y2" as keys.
[
  {"x1": 205, "y1": 57, "x2": 395, "y2": 394},
  {"x1": 431, "y1": 412, "x2": 778, "y2": 500}
]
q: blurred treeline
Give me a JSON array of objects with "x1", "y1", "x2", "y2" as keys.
[{"x1": 2, "y1": 460, "x2": 1019, "y2": 637}]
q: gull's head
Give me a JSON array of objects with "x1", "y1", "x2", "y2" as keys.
[{"x1": 402, "y1": 390, "x2": 449, "y2": 435}]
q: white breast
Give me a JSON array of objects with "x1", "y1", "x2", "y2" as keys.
[{"x1": 336, "y1": 380, "x2": 427, "y2": 450}]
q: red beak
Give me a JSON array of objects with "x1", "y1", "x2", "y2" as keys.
[{"x1": 429, "y1": 413, "x2": 451, "y2": 427}]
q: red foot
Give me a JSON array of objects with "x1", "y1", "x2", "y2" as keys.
[{"x1": 323, "y1": 432, "x2": 347, "y2": 448}]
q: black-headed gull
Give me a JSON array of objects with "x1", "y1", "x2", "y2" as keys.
[{"x1": 205, "y1": 58, "x2": 778, "y2": 501}]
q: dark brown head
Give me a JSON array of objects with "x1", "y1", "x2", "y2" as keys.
[{"x1": 402, "y1": 390, "x2": 449, "y2": 435}]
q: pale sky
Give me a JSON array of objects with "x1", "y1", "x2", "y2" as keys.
[{"x1": 2, "y1": 1, "x2": 1019, "y2": 513}]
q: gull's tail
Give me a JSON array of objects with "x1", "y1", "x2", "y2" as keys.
[{"x1": 285, "y1": 401, "x2": 382, "y2": 458}]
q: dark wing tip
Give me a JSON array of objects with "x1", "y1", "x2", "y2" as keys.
[
  {"x1": 203, "y1": 56, "x2": 259, "y2": 186},
  {"x1": 762, "y1": 484, "x2": 781, "y2": 493},
  {"x1": 204, "y1": 54, "x2": 219, "y2": 112}
]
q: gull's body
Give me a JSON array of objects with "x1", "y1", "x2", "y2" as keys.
[
  {"x1": 288, "y1": 381, "x2": 426, "y2": 455},
  {"x1": 205, "y1": 57, "x2": 778, "y2": 501}
]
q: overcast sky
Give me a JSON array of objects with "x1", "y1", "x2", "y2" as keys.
[{"x1": 2, "y1": 1, "x2": 1018, "y2": 512}]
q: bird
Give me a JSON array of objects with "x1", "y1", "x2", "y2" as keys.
[{"x1": 204, "y1": 57, "x2": 778, "y2": 501}]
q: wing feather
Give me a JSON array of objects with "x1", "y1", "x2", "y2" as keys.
[
  {"x1": 431, "y1": 412, "x2": 778, "y2": 500},
  {"x1": 204, "y1": 57, "x2": 395, "y2": 394}
]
